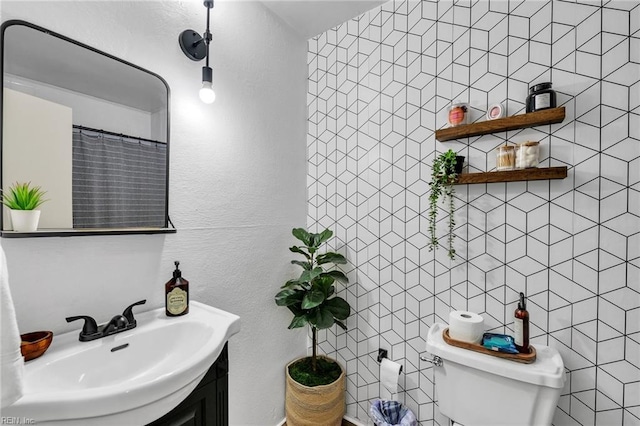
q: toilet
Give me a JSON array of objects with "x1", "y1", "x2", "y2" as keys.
[{"x1": 425, "y1": 323, "x2": 566, "y2": 426}]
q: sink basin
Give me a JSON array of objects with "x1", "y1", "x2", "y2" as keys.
[{"x1": 4, "y1": 301, "x2": 240, "y2": 425}]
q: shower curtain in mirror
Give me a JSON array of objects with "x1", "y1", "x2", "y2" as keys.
[{"x1": 72, "y1": 128, "x2": 167, "y2": 228}]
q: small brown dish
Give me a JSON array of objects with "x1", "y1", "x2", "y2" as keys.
[{"x1": 20, "y1": 331, "x2": 53, "y2": 361}]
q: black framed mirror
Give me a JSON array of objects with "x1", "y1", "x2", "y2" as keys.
[{"x1": 1, "y1": 20, "x2": 174, "y2": 237}]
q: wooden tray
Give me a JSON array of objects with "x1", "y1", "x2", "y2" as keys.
[{"x1": 443, "y1": 328, "x2": 536, "y2": 364}]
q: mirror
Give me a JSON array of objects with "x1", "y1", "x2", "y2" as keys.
[{"x1": 1, "y1": 20, "x2": 173, "y2": 237}]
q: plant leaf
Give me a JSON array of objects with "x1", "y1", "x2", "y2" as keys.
[
  {"x1": 288, "y1": 314, "x2": 307, "y2": 329},
  {"x1": 275, "y1": 289, "x2": 304, "y2": 307},
  {"x1": 308, "y1": 232, "x2": 318, "y2": 248},
  {"x1": 301, "y1": 290, "x2": 325, "y2": 309},
  {"x1": 313, "y1": 275, "x2": 334, "y2": 297},
  {"x1": 317, "y1": 228, "x2": 333, "y2": 245},
  {"x1": 325, "y1": 297, "x2": 350, "y2": 320},
  {"x1": 299, "y1": 267, "x2": 323, "y2": 283},
  {"x1": 287, "y1": 305, "x2": 303, "y2": 316},
  {"x1": 280, "y1": 279, "x2": 300, "y2": 289},
  {"x1": 314, "y1": 306, "x2": 335, "y2": 329},
  {"x1": 334, "y1": 319, "x2": 347, "y2": 331},
  {"x1": 320, "y1": 270, "x2": 348, "y2": 284},
  {"x1": 289, "y1": 245, "x2": 311, "y2": 260},
  {"x1": 317, "y1": 252, "x2": 347, "y2": 265},
  {"x1": 1, "y1": 182, "x2": 47, "y2": 210},
  {"x1": 291, "y1": 260, "x2": 312, "y2": 270},
  {"x1": 292, "y1": 228, "x2": 311, "y2": 246}
]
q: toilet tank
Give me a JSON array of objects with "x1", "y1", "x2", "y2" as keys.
[{"x1": 426, "y1": 323, "x2": 565, "y2": 426}]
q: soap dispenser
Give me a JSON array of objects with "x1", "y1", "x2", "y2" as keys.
[
  {"x1": 165, "y1": 261, "x2": 189, "y2": 317},
  {"x1": 514, "y1": 292, "x2": 529, "y2": 353}
]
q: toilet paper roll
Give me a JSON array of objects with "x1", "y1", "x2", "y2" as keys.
[
  {"x1": 449, "y1": 310, "x2": 484, "y2": 344},
  {"x1": 380, "y1": 358, "x2": 402, "y2": 395}
]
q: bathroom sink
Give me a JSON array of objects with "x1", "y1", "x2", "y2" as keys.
[{"x1": 3, "y1": 301, "x2": 241, "y2": 425}]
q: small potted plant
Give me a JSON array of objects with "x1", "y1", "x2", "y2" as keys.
[
  {"x1": 275, "y1": 228, "x2": 350, "y2": 426},
  {"x1": 428, "y1": 150, "x2": 463, "y2": 259},
  {"x1": 1, "y1": 181, "x2": 48, "y2": 232}
]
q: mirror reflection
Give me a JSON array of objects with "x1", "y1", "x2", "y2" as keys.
[{"x1": 1, "y1": 20, "x2": 172, "y2": 236}]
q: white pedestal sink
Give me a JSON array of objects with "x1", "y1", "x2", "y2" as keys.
[{"x1": 3, "y1": 301, "x2": 241, "y2": 425}]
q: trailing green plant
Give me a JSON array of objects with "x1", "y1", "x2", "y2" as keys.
[
  {"x1": 428, "y1": 149, "x2": 459, "y2": 260},
  {"x1": 275, "y1": 228, "x2": 350, "y2": 379},
  {"x1": 1, "y1": 182, "x2": 48, "y2": 211}
]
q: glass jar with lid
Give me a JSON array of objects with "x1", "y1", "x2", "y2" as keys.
[
  {"x1": 496, "y1": 145, "x2": 516, "y2": 171},
  {"x1": 515, "y1": 141, "x2": 540, "y2": 168}
]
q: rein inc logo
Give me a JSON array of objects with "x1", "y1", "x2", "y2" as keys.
[{"x1": 0, "y1": 418, "x2": 35, "y2": 425}]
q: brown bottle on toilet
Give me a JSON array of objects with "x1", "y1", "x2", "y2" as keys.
[{"x1": 514, "y1": 292, "x2": 529, "y2": 353}]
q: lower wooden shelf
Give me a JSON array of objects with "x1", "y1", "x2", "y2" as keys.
[
  {"x1": 454, "y1": 166, "x2": 568, "y2": 185},
  {"x1": 443, "y1": 328, "x2": 536, "y2": 364}
]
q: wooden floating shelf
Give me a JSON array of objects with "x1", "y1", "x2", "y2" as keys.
[
  {"x1": 454, "y1": 166, "x2": 568, "y2": 185},
  {"x1": 436, "y1": 107, "x2": 566, "y2": 142}
]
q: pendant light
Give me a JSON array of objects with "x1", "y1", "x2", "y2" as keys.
[{"x1": 178, "y1": 0, "x2": 215, "y2": 103}]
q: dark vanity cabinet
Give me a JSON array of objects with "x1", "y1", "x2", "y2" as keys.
[{"x1": 148, "y1": 344, "x2": 229, "y2": 426}]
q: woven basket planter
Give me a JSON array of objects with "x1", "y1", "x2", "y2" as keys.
[{"x1": 285, "y1": 356, "x2": 345, "y2": 426}]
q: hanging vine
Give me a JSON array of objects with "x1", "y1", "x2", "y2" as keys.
[{"x1": 428, "y1": 149, "x2": 460, "y2": 260}]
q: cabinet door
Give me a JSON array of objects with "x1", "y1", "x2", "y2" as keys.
[
  {"x1": 147, "y1": 344, "x2": 228, "y2": 426},
  {"x1": 147, "y1": 385, "x2": 215, "y2": 426},
  {"x1": 151, "y1": 405, "x2": 199, "y2": 426}
]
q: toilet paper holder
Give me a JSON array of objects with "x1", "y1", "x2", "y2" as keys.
[{"x1": 377, "y1": 349, "x2": 402, "y2": 373}]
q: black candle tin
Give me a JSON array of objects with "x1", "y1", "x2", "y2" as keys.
[{"x1": 526, "y1": 82, "x2": 556, "y2": 113}]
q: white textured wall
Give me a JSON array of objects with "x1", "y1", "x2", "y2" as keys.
[{"x1": 0, "y1": 1, "x2": 308, "y2": 424}]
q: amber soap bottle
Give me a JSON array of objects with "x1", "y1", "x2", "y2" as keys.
[
  {"x1": 165, "y1": 261, "x2": 189, "y2": 317},
  {"x1": 514, "y1": 292, "x2": 530, "y2": 353}
]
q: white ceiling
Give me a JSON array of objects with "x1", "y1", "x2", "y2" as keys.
[{"x1": 261, "y1": 0, "x2": 387, "y2": 39}]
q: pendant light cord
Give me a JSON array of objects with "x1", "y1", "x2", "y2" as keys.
[{"x1": 204, "y1": 3, "x2": 212, "y2": 68}]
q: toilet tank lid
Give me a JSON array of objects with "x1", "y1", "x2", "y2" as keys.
[{"x1": 426, "y1": 323, "x2": 566, "y2": 389}]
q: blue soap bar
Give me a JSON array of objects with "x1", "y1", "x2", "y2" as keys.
[{"x1": 482, "y1": 333, "x2": 519, "y2": 354}]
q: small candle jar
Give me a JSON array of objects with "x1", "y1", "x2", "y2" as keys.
[
  {"x1": 526, "y1": 82, "x2": 556, "y2": 113},
  {"x1": 496, "y1": 145, "x2": 516, "y2": 171},
  {"x1": 515, "y1": 141, "x2": 540, "y2": 169},
  {"x1": 448, "y1": 102, "x2": 468, "y2": 127}
]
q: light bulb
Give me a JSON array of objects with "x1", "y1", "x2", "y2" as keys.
[{"x1": 199, "y1": 81, "x2": 216, "y2": 104}]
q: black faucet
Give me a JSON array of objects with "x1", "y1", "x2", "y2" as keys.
[{"x1": 66, "y1": 300, "x2": 146, "y2": 342}]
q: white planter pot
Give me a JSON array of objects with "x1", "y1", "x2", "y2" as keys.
[{"x1": 10, "y1": 209, "x2": 41, "y2": 232}]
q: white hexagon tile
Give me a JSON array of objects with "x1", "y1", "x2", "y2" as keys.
[{"x1": 307, "y1": 0, "x2": 639, "y2": 425}]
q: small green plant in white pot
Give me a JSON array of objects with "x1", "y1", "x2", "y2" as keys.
[{"x1": 1, "y1": 182, "x2": 48, "y2": 232}]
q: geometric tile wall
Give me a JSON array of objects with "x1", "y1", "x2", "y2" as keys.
[{"x1": 307, "y1": 1, "x2": 640, "y2": 425}]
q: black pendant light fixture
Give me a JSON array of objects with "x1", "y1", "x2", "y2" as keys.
[{"x1": 178, "y1": 0, "x2": 216, "y2": 103}]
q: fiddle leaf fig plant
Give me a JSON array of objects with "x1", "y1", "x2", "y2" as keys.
[
  {"x1": 275, "y1": 228, "x2": 350, "y2": 375},
  {"x1": 1, "y1": 181, "x2": 48, "y2": 210},
  {"x1": 428, "y1": 149, "x2": 459, "y2": 260}
]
